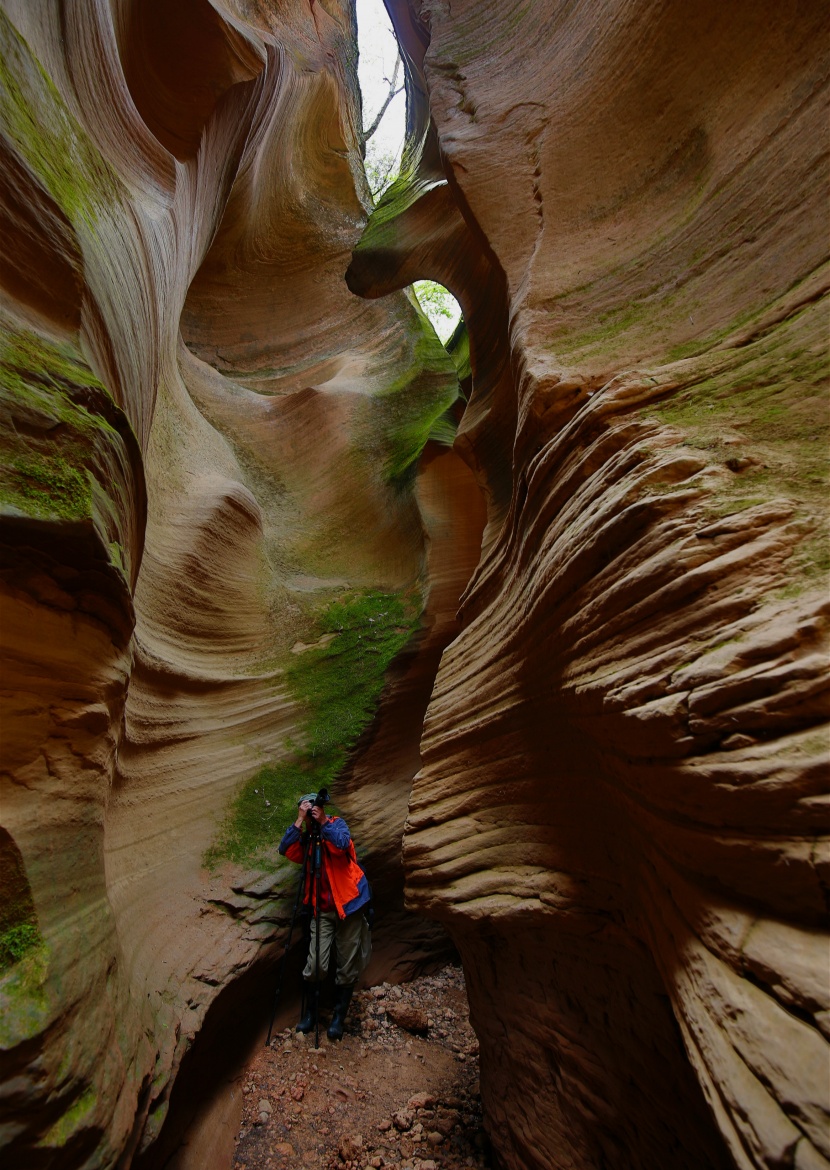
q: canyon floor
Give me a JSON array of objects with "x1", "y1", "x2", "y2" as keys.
[{"x1": 232, "y1": 966, "x2": 491, "y2": 1170}]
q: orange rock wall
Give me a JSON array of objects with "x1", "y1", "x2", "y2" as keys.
[
  {"x1": 1, "y1": 0, "x2": 828, "y2": 1168},
  {"x1": 350, "y1": 1, "x2": 829, "y2": 1168},
  {"x1": 0, "y1": 0, "x2": 464, "y2": 1163}
]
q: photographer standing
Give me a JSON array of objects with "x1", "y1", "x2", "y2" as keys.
[{"x1": 278, "y1": 793, "x2": 371, "y2": 1041}]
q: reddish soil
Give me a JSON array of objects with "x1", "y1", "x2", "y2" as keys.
[{"x1": 232, "y1": 966, "x2": 491, "y2": 1170}]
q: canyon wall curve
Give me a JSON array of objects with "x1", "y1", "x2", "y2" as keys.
[
  {"x1": 351, "y1": 1, "x2": 829, "y2": 1168},
  {"x1": 1, "y1": 0, "x2": 474, "y2": 1163},
  {"x1": 1, "y1": 1, "x2": 828, "y2": 1169}
]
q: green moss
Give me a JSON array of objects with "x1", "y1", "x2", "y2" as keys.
[
  {"x1": 205, "y1": 589, "x2": 421, "y2": 867},
  {"x1": 800, "y1": 733, "x2": 829, "y2": 756},
  {"x1": 364, "y1": 330, "x2": 459, "y2": 483},
  {"x1": 0, "y1": 10, "x2": 120, "y2": 227},
  {"x1": 38, "y1": 1087, "x2": 97, "y2": 1148},
  {"x1": 428, "y1": 407, "x2": 459, "y2": 447},
  {"x1": 0, "y1": 327, "x2": 124, "y2": 523},
  {"x1": 0, "y1": 329, "x2": 109, "y2": 413},
  {"x1": 644, "y1": 302, "x2": 829, "y2": 581},
  {"x1": 0, "y1": 830, "x2": 42, "y2": 983},
  {"x1": 0, "y1": 922, "x2": 40, "y2": 971},
  {"x1": 446, "y1": 319, "x2": 471, "y2": 383},
  {"x1": 2, "y1": 453, "x2": 91, "y2": 519},
  {"x1": 108, "y1": 540, "x2": 125, "y2": 571},
  {"x1": 0, "y1": 938, "x2": 49, "y2": 1048}
]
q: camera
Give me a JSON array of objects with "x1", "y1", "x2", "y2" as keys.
[{"x1": 299, "y1": 788, "x2": 330, "y2": 816}]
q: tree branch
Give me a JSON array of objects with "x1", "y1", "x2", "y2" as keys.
[{"x1": 362, "y1": 55, "x2": 403, "y2": 144}]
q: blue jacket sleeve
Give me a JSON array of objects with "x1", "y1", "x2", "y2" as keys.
[
  {"x1": 278, "y1": 824, "x2": 302, "y2": 856},
  {"x1": 321, "y1": 817, "x2": 351, "y2": 852}
]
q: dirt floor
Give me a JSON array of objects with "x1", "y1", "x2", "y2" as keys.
[{"x1": 232, "y1": 965, "x2": 491, "y2": 1170}]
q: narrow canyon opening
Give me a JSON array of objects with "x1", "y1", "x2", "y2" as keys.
[{"x1": 0, "y1": 2, "x2": 827, "y2": 1170}]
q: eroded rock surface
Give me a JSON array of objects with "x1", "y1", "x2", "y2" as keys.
[
  {"x1": 0, "y1": 1, "x2": 467, "y2": 1164},
  {"x1": 1, "y1": 1, "x2": 828, "y2": 1169},
  {"x1": 349, "y1": 2, "x2": 829, "y2": 1169}
]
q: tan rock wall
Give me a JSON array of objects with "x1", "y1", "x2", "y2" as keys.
[
  {"x1": 1, "y1": 0, "x2": 827, "y2": 1167},
  {"x1": 350, "y1": 1, "x2": 829, "y2": 1167},
  {"x1": 0, "y1": 0, "x2": 465, "y2": 1163}
]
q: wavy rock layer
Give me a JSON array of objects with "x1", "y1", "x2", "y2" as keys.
[
  {"x1": 349, "y1": 2, "x2": 829, "y2": 1169},
  {"x1": 0, "y1": 1, "x2": 466, "y2": 1164},
  {"x1": 1, "y1": 1, "x2": 828, "y2": 1168}
]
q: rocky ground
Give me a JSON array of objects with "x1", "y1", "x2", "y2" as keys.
[{"x1": 232, "y1": 965, "x2": 491, "y2": 1170}]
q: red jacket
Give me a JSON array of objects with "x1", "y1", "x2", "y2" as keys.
[{"x1": 278, "y1": 816, "x2": 370, "y2": 919}]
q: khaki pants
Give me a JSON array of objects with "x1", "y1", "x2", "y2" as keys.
[{"x1": 303, "y1": 911, "x2": 371, "y2": 986}]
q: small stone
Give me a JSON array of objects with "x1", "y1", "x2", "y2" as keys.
[
  {"x1": 377, "y1": 1119, "x2": 392, "y2": 1132},
  {"x1": 420, "y1": 1162, "x2": 437, "y2": 1170},
  {"x1": 273, "y1": 1142, "x2": 294, "y2": 1158},
  {"x1": 725, "y1": 455, "x2": 757, "y2": 472},
  {"x1": 338, "y1": 1132, "x2": 364, "y2": 1161},
  {"x1": 290, "y1": 1085, "x2": 305, "y2": 1101},
  {"x1": 392, "y1": 1109, "x2": 414, "y2": 1131},
  {"x1": 407, "y1": 1092, "x2": 436, "y2": 1110},
  {"x1": 387, "y1": 1005, "x2": 429, "y2": 1035},
  {"x1": 722, "y1": 733, "x2": 758, "y2": 750},
  {"x1": 427, "y1": 1131, "x2": 444, "y2": 1146},
  {"x1": 257, "y1": 1099, "x2": 272, "y2": 1113}
]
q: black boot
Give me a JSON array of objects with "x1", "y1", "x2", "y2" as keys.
[
  {"x1": 296, "y1": 984, "x2": 320, "y2": 1034},
  {"x1": 327, "y1": 983, "x2": 354, "y2": 1041}
]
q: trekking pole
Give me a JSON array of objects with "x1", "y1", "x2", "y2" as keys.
[
  {"x1": 265, "y1": 831, "x2": 313, "y2": 1047},
  {"x1": 313, "y1": 818, "x2": 323, "y2": 1049}
]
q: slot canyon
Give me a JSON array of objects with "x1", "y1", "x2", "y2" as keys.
[{"x1": 0, "y1": 1, "x2": 828, "y2": 1168}]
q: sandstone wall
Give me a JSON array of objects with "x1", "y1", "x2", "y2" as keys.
[
  {"x1": 350, "y1": 1, "x2": 829, "y2": 1168},
  {"x1": 1, "y1": 0, "x2": 828, "y2": 1167},
  {"x1": 0, "y1": 1, "x2": 467, "y2": 1163}
]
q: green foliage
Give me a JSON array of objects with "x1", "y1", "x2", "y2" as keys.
[
  {"x1": 205, "y1": 589, "x2": 420, "y2": 867},
  {"x1": 0, "y1": 923, "x2": 40, "y2": 972},
  {"x1": 364, "y1": 140, "x2": 400, "y2": 199},
  {"x1": 413, "y1": 281, "x2": 462, "y2": 344}
]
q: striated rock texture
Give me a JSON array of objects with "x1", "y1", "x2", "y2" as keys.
[
  {"x1": 0, "y1": 1, "x2": 828, "y2": 1169},
  {"x1": 349, "y1": 2, "x2": 830, "y2": 1169},
  {"x1": 0, "y1": 1, "x2": 469, "y2": 1164}
]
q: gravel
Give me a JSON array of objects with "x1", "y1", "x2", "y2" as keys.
[{"x1": 233, "y1": 964, "x2": 490, "y2": 1170}]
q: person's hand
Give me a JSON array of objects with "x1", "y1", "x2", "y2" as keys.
[
  {"x1": 309, "y1": 804, "x2": 328, "y2": 826},
  {"x1": 294, "y1": 800, "x2": 312, "y2": 829}
]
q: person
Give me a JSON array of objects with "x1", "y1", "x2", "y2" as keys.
[{"x1": 278, "y1": 792, "x2": 371, "y2": 1041}]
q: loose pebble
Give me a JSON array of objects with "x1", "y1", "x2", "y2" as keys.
[{"x1": 232, "y1": 964, "x2": 487, "y2": 1170}]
